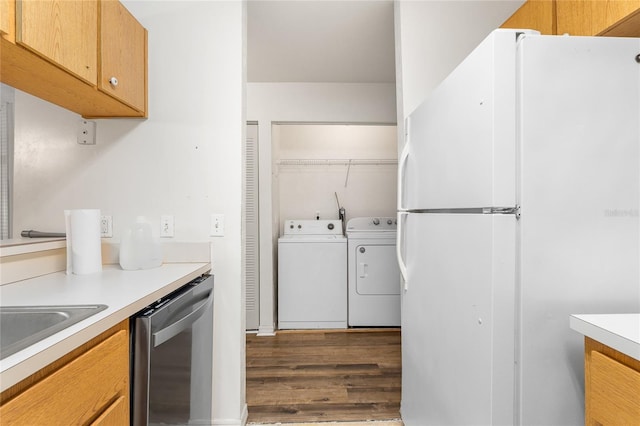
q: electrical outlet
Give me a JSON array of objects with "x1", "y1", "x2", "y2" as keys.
[
  {"x1": 77, "y1": 119, "x2": 96, "y2": 145},
  {"x1": 160, "y1": 215, "x2": 174, "y2": 238},
  {"x1": 100, "y1": 215, "x2": 113, "y2": 238},
  {"x1": 210, "y1": 214, "x2": 224, "y2": 237}
]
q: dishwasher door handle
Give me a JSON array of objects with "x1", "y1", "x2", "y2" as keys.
[{"x1": 153, "y1": 290, "x2": 213, "y2": 347}]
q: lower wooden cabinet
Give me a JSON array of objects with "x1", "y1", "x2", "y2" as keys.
[
  {"x1": 584, "y1": 337, "x2": 640, "y2": 425},
  {"x1": 0, "y1": 320, "x2": 130, "y2": 425}
]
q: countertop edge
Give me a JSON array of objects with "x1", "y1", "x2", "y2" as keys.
[
  {"x1": 570, "y1": 314, "x2": 640, "y2": 361},
  {"x1": 0, "y1": 263, "x2": 211, "y2": 392}
]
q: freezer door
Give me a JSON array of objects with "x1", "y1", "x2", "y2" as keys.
[
  {"x1": 402, "y1": 30, "x2": 520, "y2": 210},
  {"x1": 518, "y1": 35, "x2": 640, "y2": 426},
  {"x1": 400, "y1": 213, "x2": 516, "y2": 425}
]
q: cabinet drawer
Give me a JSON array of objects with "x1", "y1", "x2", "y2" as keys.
[
  {"x1": 590, "y1": 350, "x2": 640, "y2": 425},
  {"x1": 90, "y1": 395, "x2": 128, "y2": 426},
  {"x1": 0, "y1": 329, "x2": 129, "y2": 425}
]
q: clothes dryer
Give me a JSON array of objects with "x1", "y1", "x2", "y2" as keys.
[
  {"x1": 278, "y1": 219, "x2": 347, "y2": 329},
  {"x1": 346, "y1": 217, "x2": 401, "y2": 327}
]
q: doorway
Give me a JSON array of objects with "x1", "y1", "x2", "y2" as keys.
[
  {"x1": 244, "y1": 123, "x2": 401, "y2": 423},
  {"x1": 245, "y1": 123, "x2": 399, "y2": 332}
]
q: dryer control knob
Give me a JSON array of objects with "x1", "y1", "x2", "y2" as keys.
[
  {"x1": 328, "y1": 223, "x2": 334, "y2": 230},
  {"x1": 387, "y1": 219, "x2": 393, "y2": 225},
  {"x1": 372, "y1": 218, "x2": 380, "y2": 225},
  {"x1": 359, "y1": 247, "x2": 366, "y2": 253}
]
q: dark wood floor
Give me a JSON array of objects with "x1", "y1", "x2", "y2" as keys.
[{"x1": 246, "y1": 328, "x2": 401, "y2": 424}]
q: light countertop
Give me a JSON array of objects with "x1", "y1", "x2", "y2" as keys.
[
  {"x1": 570, "y1": 313, "x2": 640, "y2": 361},
  {"x1": 0, "y1": 262, "x2": 210, "y2": 392},
  {"x1": 0, "y1": 238, "x2": 66, "y2": 256}
]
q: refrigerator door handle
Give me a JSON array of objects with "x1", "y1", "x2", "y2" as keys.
[
  {"x1": 396, "y1": 211, "x2": 408, "y2": 284},
  {"x1": 397, "y1": 135, "x2": 411, "y2": 212},
  {"x1": 407, "y1": 206, "x2": 520, "y2": 218},
  {"x1": 483, "y1": 206, "x2": 521, "y2": 218}
]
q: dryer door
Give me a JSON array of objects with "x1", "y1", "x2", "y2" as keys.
[{"x1": 356, "y1": 244, "x2": 401, "y2": 295}]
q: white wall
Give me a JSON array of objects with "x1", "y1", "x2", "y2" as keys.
[
  {"x1": 394, "y1": 0, "x2": 524, "y2": 142},
  {"x1": 247, "y1": 82, "x2": 396, "y2": 334},
  {"x1": 275, "y1": 123, "x2": 397, "y2": 234},
  {"x1": 12, "y1": 1, "x2": 247, "y2": 424}
]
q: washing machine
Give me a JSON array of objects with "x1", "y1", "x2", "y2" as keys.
[
  {"x1": 278, "y1": 219, "x2": 347, "y2": 329},
  {"x1": 346, "y1": 217, "x2": 401, "y2": 327}
]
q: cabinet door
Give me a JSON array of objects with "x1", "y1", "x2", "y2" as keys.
[
  {"x1": 0, "y1": 0, "x2": 13, "y2": 38},
  {"x1": 99, "y1": 0, "x2": 146, "y2": 113},
  {"x1": 589, "y1": 351, "x2": 640, "y2": 425},
  {"x1": 557, "y1": 0, "x2": 640, "y2": 36},
  {"x1": 16, "y1": 0, "x2": 97, "y2": 84},
  {"x1": 500, "y1": 0, "x2": 556, "y2": 35},
  {"x1": 0, "y1": 329, "x2": 129, "y2": 425}
]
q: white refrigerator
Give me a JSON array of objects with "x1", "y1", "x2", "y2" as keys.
[{"x1": 397, "y1": 29, "x2": 640, "y2": 425}]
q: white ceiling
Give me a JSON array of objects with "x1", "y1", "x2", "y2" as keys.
[{"x1": 247, "y1": 0, "x2": 396, "y2": 83}]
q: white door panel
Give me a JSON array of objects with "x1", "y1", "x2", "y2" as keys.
[
  {"x1": 404, "y1": 30, "x2": 517, "y2": 210},
  {"x1": 518, "y1": 35, "x2": 640, "y2": 426},
  {"x1": 278, "y1": 241, "x2": 347, "y2": 327},
  {"x1": 401, "y1": 213, "x2": 515, "y2": 425},
  {"x1": 355, "y1": 244, "x2": 401, "y2": 295}
]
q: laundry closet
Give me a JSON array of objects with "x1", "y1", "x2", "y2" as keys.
[{"x1": 272, "y1": 123, "x2": 398, "y2": 329}]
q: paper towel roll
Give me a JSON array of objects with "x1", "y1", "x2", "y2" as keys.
[{"x1": 65, "y1": 209, "x2": 102, "y2": 275}]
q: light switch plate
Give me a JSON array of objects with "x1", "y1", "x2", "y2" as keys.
[
  {"x1": 210, "y1": 214, "x2": 224, "y2": 237},
  {"x1": 160, "y1": 215, "x2": 174, "y2": 238}
]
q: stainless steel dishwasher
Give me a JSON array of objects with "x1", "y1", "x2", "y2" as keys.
[{"x1": 131, "y1": 274, "x2": 214, "y2": 426}]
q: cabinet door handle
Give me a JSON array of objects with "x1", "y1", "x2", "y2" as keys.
[{"x1": 109, "y1": 77, "x2": 119, "y2": 86}]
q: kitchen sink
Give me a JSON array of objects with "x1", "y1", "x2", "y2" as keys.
[{"x1": 0, "y1": 304, "x2": 108, "y2": 360}]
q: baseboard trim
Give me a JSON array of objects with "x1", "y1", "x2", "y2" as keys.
[
  {"x1": 257, "y1": 324, "x2": 275, "y2": 336},
  {"x1": 212, "y1": 404, "x2": 248, "y2": 425}
]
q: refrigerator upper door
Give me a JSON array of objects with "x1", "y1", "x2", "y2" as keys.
[
  {"x1": 517, "y1": 35, "x2": 640, "y2": 425},
  {"x1": 400, "y1": 213, "x2": 516, "y2": 425},
  {"x1": 403, "y1": 30, "x2": 526, "y2": 210}
]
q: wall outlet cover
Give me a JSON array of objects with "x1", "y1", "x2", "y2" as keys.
[{"x1": 77, "y1": 119, "x2": 97, "y2": 145}]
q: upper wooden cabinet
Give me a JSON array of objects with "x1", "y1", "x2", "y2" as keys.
[
  {"x1": 557, "y1": 0, "x2": 640, "y2": 36},
  {"x1": 501, "y1": 0, "x2": 556, "y2": 35},
  {"x1": 17, "y1": 0, "x2": 97, "y2": 85},
  {"x1": 0, "y1": 0, "x2": 147, "y2": 118},
  {"x1": 0, "y1": 0, "x2": 13, "y2": 37},
  {"x1": 99, "y1": 0, "x2": 146, "y2": 112},
  {"x1": 501, "y1": 0, "x2": 640, "y2": 37}
]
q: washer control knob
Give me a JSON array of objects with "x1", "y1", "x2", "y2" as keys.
[
  {"x1": 359, "y1": 247, "x2": 366, "y2": 253},
  {"x1": 297, "y1": 224, "x2": 302, "y2": 229},
  {"x1": 290, "y1": 224, "x2": 294, "y2": 229},
  {"x1": 372, "y1": 218, "x2": 380, "y2": 225},
  {"x1": 387, "y1": 219, "x2": 393, "y2": 225},
  {"x1": 328, "y1": 223, "x2": 334, "y2": 230}
]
